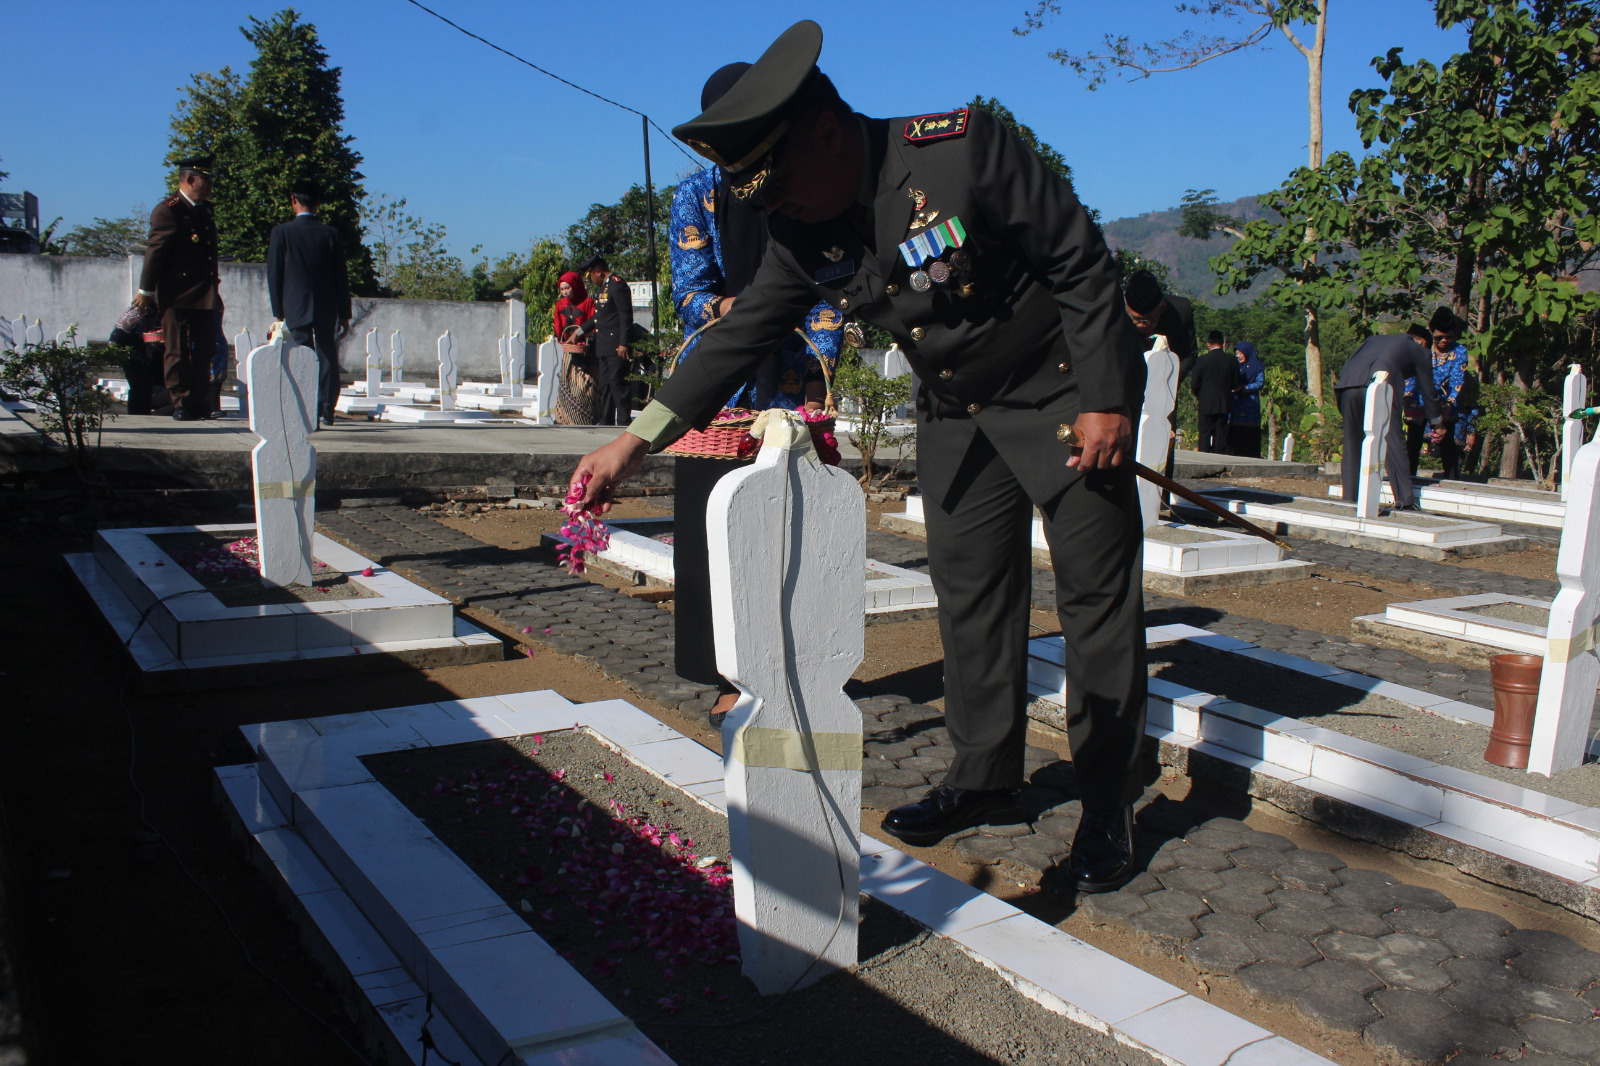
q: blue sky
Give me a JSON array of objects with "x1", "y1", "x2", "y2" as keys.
[{"x1": 3, "y1": 1, "x2": 1464, "y2": 264}]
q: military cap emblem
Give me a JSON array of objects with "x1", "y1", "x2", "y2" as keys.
[{"x1": 904, "y1": 109, "x2": 969, "y2": 145}]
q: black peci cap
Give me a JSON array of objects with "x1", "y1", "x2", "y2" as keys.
[
  {"x1": 1124, "y1": 269, "x2": 1164, "y2": 314},
  {"x1": 176, "y1": 155, "x2": 215, "y2": 176},
  {"x1": 672, "y1": 21, "x2": 823, "y2": 200},
  {"x1": 576, "y1": 252, "x2": 608, "y2": 274}
]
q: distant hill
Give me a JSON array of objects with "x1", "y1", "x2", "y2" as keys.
[{"x1": 1101, "y1": 193, "x2": 1278, "y2": 308}]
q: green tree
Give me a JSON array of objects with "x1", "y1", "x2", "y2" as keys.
[
  {"x1": 517, "y1": 238, "x2": 569, "y2": 342},
  {"x1": 565, "y1": 183, "x2": 672, "y2": 283},
  {"x1": 1349, "y1": 0, "x2": 1600, "y2": 390},
  {"x1": 364, "y1": 194, "x2": 474, "y2": 301},
  {"x1": 56, "y1": 210, "x2": 148, "y2": 257},
  {"x1": 167, "y1": 9, "x2": 376, "y2": 293},
  {"x1": 1023, "y1": 0, "x2": 1336, "y2": 401}
]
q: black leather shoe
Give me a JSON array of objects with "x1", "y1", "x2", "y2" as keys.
[
  {"x1": 881, "y1": 784, "x2": 1023, "y2": 847},
  {"x1": 171, "y1": 408, "x2": 194, "y2": 421},
  {"x1": 1069, "y1": 806, "x2": 1136, "y2": 893}
]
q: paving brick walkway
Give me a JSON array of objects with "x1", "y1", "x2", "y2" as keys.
[{"x1": 855, "y1": 694, "x2": 1600, "y2": 1066}]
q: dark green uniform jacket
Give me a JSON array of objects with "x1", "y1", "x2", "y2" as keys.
[{"x1": 653, "y1": 108, "x2": 1144, "y2": 505}]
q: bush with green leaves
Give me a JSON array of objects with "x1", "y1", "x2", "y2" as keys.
[
  {"x1": 1474, "y1": 382, "x2": 1565, "y2": 487},
  {"x1": 1, "y1": 329, "x2": 120, "y2": 483},
  {"x1": 832, "y1": 352, "x2": 913, "y2": 488}
]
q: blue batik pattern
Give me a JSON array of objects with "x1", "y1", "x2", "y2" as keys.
[{"x1": 669, "y1": 167, "x2": 840, "y2": 410}]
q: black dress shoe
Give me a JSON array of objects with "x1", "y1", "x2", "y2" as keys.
[
  {"x1": 881, "y1": 783, "x2": 1023, "y2": 847},
  {"x1": 1069, "y1": 806, "x2": 1136, "y2": 893},
  {"x1": 171, "y1": 408, "x2": 194, "y2": 422}
]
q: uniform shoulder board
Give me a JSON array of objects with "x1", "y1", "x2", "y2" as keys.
[
  {"x1": 163, "y1": 194, "x2": 182, "y2": 206},
  {"x1": 904, "y1": 108, "x2": 969, "y2": 145}
]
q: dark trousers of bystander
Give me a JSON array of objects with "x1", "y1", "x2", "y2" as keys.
[
  {"x1": 672, "y1": 455, "x2": 755, "y2": 695},
  {"x1": 594, "y1": 356, "x2": 632, "y2": 426},
  {"x1": 161, "y1": 307, "x2": 217, "y2": 416},
  {"x1": 1196, "y1": 413, "x2": 1229, "y2": 454},
  {"x1": 1228, "y1": 422, "x2": 1261, "y2": 459},
  {"x1": 1338, "y1": 385, "x2": 1415, "y2": 507},
  {"x1": 1407, "y1": 419, "x2": 1460, "y2": 480},
  {"x1": 289, "y1": 323, "x2": 341, "y2": 425}
]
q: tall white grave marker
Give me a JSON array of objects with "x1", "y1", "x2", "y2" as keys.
[
  {"x1": 1562, "y1": 364, "x2": 1589, "y2": 500},
  {"x1": 23, "y1": 320, "x2": 44, "y2": 347},
  {"x1": 1529, "y1": 437, "x2": 1600, "y2": 775},
  {"x1": 233, "y1": 328, "x2": 254, "y2": 417},
  {"x1": 245, "y1": 335, "x2": 318, "y2": 587},
  {"x1": 437, "y1": 331, "x2": 457, "y2": 412},
  {"x1": 1134, "y1": 336, "x2": 1179, "y2": 529},
  {"x1": 534, "y1": 336, "x2": 560, "y2": 425},
  {"x1": 507, "y1": 331, "x2": 526, "y2": 399},
  {"x1": 709, "y1": 410, "x2": 865, "y2": 995},
  {"x1": 389, "y1": 331, "x2": 405, "y2": 383},
  {"x1": 497, "y1": 335, "x2": 511, "y2": 388},
  {"x1": 364, "y1": 328, "x2": 383, "y2": 398},
  {"x1": 1281, "y1": 434, "x2": 1296, "y2": 463},
  {"x1": 55, "y1": 330, "x2": 75, "y2": 347},
  {"x1": 1356, "y1": 371, "x2": 1393, "y2": 519}
]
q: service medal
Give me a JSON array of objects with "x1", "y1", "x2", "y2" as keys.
[
  {"x1": 844, "y1": 322, "x2": 865, "y2": 348},
  {"x1": 910, "y1": 270, "x2": 932, "y2": 292},
  {"x1": 928, "y1": 260, "x2": 951, "y2": 284}
]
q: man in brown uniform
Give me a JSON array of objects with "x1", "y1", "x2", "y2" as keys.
[{"x1": 134, "y1": 156, "x2": 221, "y2": 421}]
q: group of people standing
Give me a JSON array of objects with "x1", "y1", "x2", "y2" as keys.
[
  {"x1": 1190, "y1": 330, "x2": 1265, "y2": 456},
  {"x1": 551, "y1": 254, "x2": 638, "y2": 426}
]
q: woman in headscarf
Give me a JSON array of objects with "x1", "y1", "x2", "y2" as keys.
[
  {"x1": 1228, "y1": 340, "x2": 1265, "y2": 458},
  {"x1": 552, "y1": 270, "x2": 598, "y2": 425},
  {"x1": 667, "y1": 61, "x2": 844, "y2": 723}
]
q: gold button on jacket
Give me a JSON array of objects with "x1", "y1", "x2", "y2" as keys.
[
  {"x1": 938, "y1": 368, "x2": 953, "y2": 380},
  {"x1": 885, "y1": 283, "x2": 899, "y2": 296},
  {"x1": 910, "y1": 326, "x2": 925, "y2": 341},
  {"x1": 966, "y1": 403, "x2": 981, "y2": 414}
]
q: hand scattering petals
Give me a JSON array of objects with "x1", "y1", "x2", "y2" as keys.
[{"x1": 555, "y1": 474, "x2": 610, "y2": 575}]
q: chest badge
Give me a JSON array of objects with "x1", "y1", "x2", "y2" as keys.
[
  {"x1": 822, "y1": 245, "x2": 846, "y2": 263},
  {"x1": 843, "y1": 322, "x2": 865, "y2": 349}
]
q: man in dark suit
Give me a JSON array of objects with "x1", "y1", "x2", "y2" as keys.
[
  {"x1": 1190, "y1": 330, "x2": 1238, "y2": 453},
  {"x1": 575, "y1": 253, "x2": 635, "y2": 425},
  {"x1": 1335, "y1": 327, "x2": 1444, "y2": 509},
  {"x1": 570, "y1": 22, "x2": 1148, "y2": 892},
  {"x1": 134, "y1": 156, "x2": 221, "y2": 421},
  {"x1": 267, "y1": 182, "x2": 351, "y2": 427}
]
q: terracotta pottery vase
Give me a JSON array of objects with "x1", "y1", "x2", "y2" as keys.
[{"x1": 1484, "y1": 653, "x2": 1543, "y2": 769}]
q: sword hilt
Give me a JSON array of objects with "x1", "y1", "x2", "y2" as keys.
[{"x1": 1057, "y1": 423, "x2": 1083, "y2": 446}]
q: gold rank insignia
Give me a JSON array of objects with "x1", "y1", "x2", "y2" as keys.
[{"x1": 903, "y1": 108, "x2": 970, "y2": 145}]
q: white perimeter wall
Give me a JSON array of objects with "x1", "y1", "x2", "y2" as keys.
[{"x1": 0, "y1": 252, "x2": 606, "y2": 381}]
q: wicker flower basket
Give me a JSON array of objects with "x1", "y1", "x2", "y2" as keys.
[{"x1": 664, "y1": 409, "x2": 760, "y2": 459}]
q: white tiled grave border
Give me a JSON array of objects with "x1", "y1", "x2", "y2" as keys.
[
  {"x1": 546, "y1": 519, "x2": 939, "y2": 617},
  {"x1": 219, "y1": 692, "x2": 1334, "y2": 1066},
  {"x1": 1360, "y1": 592, "x2": 1552, "y2": 656},
  {"x1": 1327, "y1": 481, "x2": 1565, "y2": 529},
  {"x1": 66, "y1": 523, "x2": 499, "y2": 676},
  {"x1": 1195, "y1": 491, "x2": 1520, "y2": 549},
  {"x1": 1029, "y1": 625, "x2": 1600, "y2": 891},
  {"x1": 896, "y1": 496, "x2": 1307, "y2": 581}
]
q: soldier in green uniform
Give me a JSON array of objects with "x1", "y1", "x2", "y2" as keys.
[
  {"x1": 134, "y1": 156, "x2": 222, "y2": 421},
  {"x1": 570, "y1": 21, "x2": 1148, "y2": 892}
]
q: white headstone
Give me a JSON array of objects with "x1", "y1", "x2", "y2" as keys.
[
  {"x1": 55, "y1": 330, "x2": 74, "y2": 347},
  {"x1": 234, "y1": 328, "x2": 254, "y2": 417},
  {"x1": 1135, "y1": 336, "x2": 1179, "y2": 530},
  {"x1": 1357, "y1": 371, "x2": 1393, "y2": 519},
  {"x1": 245, "y1": 335, "x2": 318, "y2": 587},
  {"x1": 497, "y1": 335, "x2": 511, "y2": 386},
  {"x1": 1562, "y1": 364, "x2": 1589, "y2": 501},
  {"x1": 1528, "y1": 436, "x2": 1600, "y2": 775},
  {"x1": 23, "y1": 319, "x2": 44, "y2": 347},
  {"x1": 389, "y1": 331, "x2": 405, "y2": 382},
  {"x1": 534, "y1": 336, "x2": 560, "y2": 425},
  {"x1": 507, "y1": 331, "x2": 525, "y2": 399},
  {"x1": 1281, "y1": 434, "x2": 1296, "y2": 463},
  {"x1": 709, "y1": 410, "x2": 864, "y2": 995},
  {"x1": 364, "y1": 328, "x2": 383, "y2": 398},
  {"x1": 437, "y1": 331, "x2": 457, "y2": 412}
]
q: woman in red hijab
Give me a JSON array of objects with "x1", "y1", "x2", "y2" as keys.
[{"x1": 552, "y1": 270, "x2": 598, "y2": 424}]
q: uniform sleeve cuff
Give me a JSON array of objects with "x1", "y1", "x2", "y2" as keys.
[
  {"x1": 625, "y1": 401, "x2": 692, "y2": 454},
  {"x1": 137, "y1": 289, "x2": 154, "y2": 297}
]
